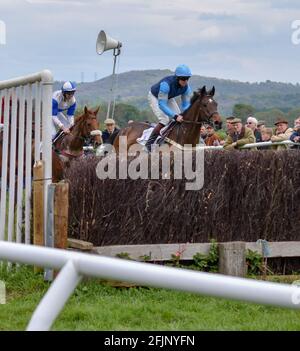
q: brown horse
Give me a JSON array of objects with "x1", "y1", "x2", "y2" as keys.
[
  {"x1": 113, "y1": 86, "x2": 221, "y2": 153},
  {"x1": 52, "y1": 106, "x2": 102, "y2": 182}
]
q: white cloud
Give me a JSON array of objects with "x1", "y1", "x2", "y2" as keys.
[{"x1": 1, "y1": 0, "x2": 300, "y2": 82}]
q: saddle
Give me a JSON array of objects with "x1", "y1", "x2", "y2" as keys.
[{"x1": 137, "y1": 120, "x2": 177, "y2": 147}]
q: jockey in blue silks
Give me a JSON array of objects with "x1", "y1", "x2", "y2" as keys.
[
  {"x1": 145, "y1": 64, "x2": 193, "y2": 151},
  {"x1": 52, "y1": 81, "x2": 77, "y2": 139}
]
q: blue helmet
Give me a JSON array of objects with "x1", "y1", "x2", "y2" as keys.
[
  {"x1": 175, "y1": 64, "x2": 192, "y2": 77},
  {"x1": 62, "y1": 81, "x2": 76, "y2": 93}
]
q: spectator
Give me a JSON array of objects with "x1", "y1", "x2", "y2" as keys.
[
  {"x1": 205, "y1": 124, "x2": 221, "y2": 146},
  {"x1": 257, "y1": 120, "x2": 266, "y2": 132},
  {"x1": 225, "y1": 116, "x2": 235, "y2": 134},
  {"x1": 199, "y1": 125, "x2": 207, "y2": 145},
  {"x1": 218, "y1": 116, "x2": 235, "y2": 145},
  {"x1": 246, "y1": 116, "x2": 262, "y2": 143},
  {"x1": 271, "y1": 118, "x2": 293, "y2": 150},
  {"x1": 102, "y1": 118, "x2": 120, "y2": 145},
  {"x1": 261, "y1": 128, "x2": 273, "y2": 142},
  {"x1": 290, "y1": 117, "x2": 300, "y2": 148},
  {"x1": 223, "y1": 118, "x2": 256, "y2": 150},
  {"x1": 259, "y1": 128, "x2": 274, "y2": 150}
]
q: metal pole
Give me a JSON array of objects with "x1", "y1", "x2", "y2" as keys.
[
  {"x1": 27, "y1": 260, "x2": 82, "y2": 331},
  {"x1": 106, "y1": 48, "x2": 120, "y2": 120},
  {"x1": 0, "y1": 242, "x2": 300, "y2": 313}
]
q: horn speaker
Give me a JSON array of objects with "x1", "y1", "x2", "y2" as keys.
[{"x1": 96, "y1": 30, "x2": 122, "y2": 55}]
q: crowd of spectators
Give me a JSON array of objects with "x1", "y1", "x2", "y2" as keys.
[{"x1": 200, "y1": 115, "x2": 300, "y2": 151}]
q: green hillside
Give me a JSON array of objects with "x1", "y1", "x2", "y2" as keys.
[{"x1": 54, "y1": 69, "x2": 300, "y2": 119}]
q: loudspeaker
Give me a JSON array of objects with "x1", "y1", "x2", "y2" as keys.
[{"x1": 96, "y1": 30, "x2": 122, "y2": 55}]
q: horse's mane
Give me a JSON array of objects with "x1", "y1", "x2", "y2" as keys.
[
  {"x1": 75, "y1": 108, "x2": 92, "y2": 125},
  {"x1": 190, "y1": 90, "x2": 201, "y2": 105}
]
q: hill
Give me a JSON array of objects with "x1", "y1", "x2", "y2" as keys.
[{"x1": 54, "y1": 69, "x2": 300, "y2": 116}]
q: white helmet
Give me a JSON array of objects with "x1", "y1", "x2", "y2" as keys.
[{"x1": 62, "y1": 81, "x2": 76, "y2": 93}]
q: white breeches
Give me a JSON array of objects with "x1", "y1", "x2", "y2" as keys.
[
  {"x1": 148, "y1": 91, "x2": 181, "y2": 126},
  {"x1": 52, "y1": 112, "x2": 73, "y2": 137}
]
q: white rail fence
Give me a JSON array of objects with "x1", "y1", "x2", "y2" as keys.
[
  {"x1": 0, "y1": 241, "x2": 300, "y2": 331},
  {"x1": 0, "y1": 70, "x2": 53, "y2": 244},
  {"x1": 203, "y1": 139, "x2": 300, "y2": 150}
]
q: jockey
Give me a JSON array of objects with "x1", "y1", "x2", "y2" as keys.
[
  {"x1": 146, "y1": 64, "x2": 193, "y2": 151},
  {"x1": 52, "y1": 81, "x2": 77, "y2": 139}
]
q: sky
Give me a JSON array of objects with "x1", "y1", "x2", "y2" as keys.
[{"x1": 1, "y1": 0, "x2": 300, "y2": 83}]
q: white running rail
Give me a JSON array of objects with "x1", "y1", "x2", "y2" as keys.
[
  {"x1": 0, "y1": 70, "x2": 53, "y2": 244},
  {"x1": 203, "y1": 140, "x2": 300, "y2": 150},
  {"x1": 0, "y1": 242, "x2": 299, "y2": 331}
]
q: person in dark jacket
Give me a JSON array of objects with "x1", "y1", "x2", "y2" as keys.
[{"x1": 102, "y1": 118, "x2": 120, "y2": 145}]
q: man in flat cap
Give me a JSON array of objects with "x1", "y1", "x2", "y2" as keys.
[
  {"x1": 102, "y1": 118, "x2": 120, "y2": 145},
  {"x1": 257, "y1": 120, "x2": 266, "y2": 132},
  {"x1": 270, "y1": 118, "x2": 293, "y2": 150},
  {"x1": 223, "y1": 118, "x2": 255, "y2": 150}
]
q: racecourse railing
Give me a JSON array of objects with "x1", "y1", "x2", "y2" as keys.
[
  {"x1": 0, "y1": 242, "x2": 300, "y2": 331},
  {"x1": 202, "y1": 139, "x2": 300, "y2": 150},
  {"x1": 0, "y1": 70, "x2": 53, "y2": 244}
]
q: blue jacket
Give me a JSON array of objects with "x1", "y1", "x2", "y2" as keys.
[
  {"x1": 290, "y1": 130, "x2": 300, "y2": 148},
  {"x1": 151, "y1": 76, "x2": 192, "y2": 118}
]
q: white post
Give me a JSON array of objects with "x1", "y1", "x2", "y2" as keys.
[
  {"x1": 25, "y1": 85, "x2": 32, "y2": 245},
  {"x1": 7, "y1": 88, "x2": 17, "y2": 243},
  {"x1": 41, "y1": 70, "x2": 53, "y2": 248},
  {"x1": 34, "y1": 82, "x2": 42, "y2": 163},
  {"x1": 16, "y1": 87, "x2": 26, "y2": 243},
  {"x1": 0, "y1": 90, "x2": 10, "y2": 240}
]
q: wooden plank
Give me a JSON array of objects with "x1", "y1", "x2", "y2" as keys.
[
  {"x1": 219, "y1": 242, "x2": 247, "y2": 277},
  {"x1": 54, "y1": 182, "x2": 69, "y2": 250},
  {"x1": 33, "y1": 161, "x2": 44, "y2": 247},
  {"x1": 92, "y1": 242, "x2": 300, "y2": 261},
  {"x1": 246, "y1": 242, "x2": 300, "y2": 258},
  {"x1": 92, "y1": 243, "x2": 211, "y2": 261},
  {"x1": 68, "y1": 238, "x2": 93, "y2": 251}
]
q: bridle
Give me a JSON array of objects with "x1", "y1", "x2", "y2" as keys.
[{"x1": 182, "y1": 95, "x2": 218, "y2": 125}]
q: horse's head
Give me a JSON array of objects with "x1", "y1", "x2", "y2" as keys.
[
  {"x1": 75, "y1": 106, "x2": 102, "y2": 147},
  {"x1": 190, "y1": 86, "x2": 222, "y2": 129}
]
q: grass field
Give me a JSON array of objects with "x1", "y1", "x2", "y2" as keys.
[{"x1": 0, "y1": 266, "x2": 300, "y2": 331}]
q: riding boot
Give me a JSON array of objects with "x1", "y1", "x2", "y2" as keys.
[{"x1": 145, "y1": 123, "x2": 164, "y2": 152}]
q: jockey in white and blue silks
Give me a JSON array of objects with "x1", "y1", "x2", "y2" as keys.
[
  {"x1": 52, "y1": 81, "x2": 77, "y2": 139},
  {"x1": 145, "y1": 64, "x2": 192, "y2": 151}
]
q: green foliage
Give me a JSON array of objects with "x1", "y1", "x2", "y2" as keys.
[
  {"x1": 138, "y1": 253, "x2": 152, "y2": 262},
  {"x1": 193, "y1": 239, "x2": 219, "y2": 273},
  {"x1": 246, "y1": 249, "x2": 263, "y2": 276},
  {"x1": 76, "y1": 102, "x2": 156, "y2": 128},
  {"x1": 232, "y1": 104, "x2": 256, "y2": 122},
  {"x1": 115, "y1": 252, "x2": 132, "y2": 260},
  {"x1": 216, "y1": 129, "x2": 227, "y2": 140},
  {"x1": 254, "y1": 108, "x2": 286, "y2": 126},
  {"x1": 287, "y1": 108, "x2": 300, "y2": 122}
]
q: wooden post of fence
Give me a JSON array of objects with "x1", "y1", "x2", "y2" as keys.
[
  {"x1": 33, "y1": 160, "x2": 45, "y2": 247},
  {"x1": 218, "y1": 241, "x2": 247, "y2": 277},
  {"x1": 54, "y1": 181, "x2": 69, "y2": 250},
  {"x1": 33, "y1": 161, "x2": 44, "y2": 273}
]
